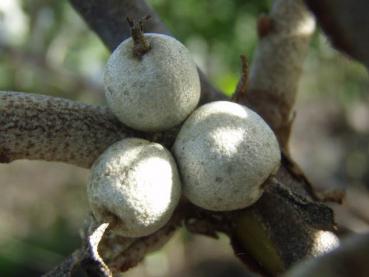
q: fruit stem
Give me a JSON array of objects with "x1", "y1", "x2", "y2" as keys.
[{"x1": 127, "y1": 16, "x2": 152, "y2": 59}]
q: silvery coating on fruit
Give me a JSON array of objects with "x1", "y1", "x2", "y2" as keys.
[
  {"x1": 87, "y1": 138, "x2": 181, "y2": 237},
  {"x1": 104, "y1": 33, "x2": 201, "y2": 132},
  {"x1": 173, "y1": 101, "x2": 281, "y2": 211}
]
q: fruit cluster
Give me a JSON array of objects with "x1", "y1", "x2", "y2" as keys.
[{"x1": 87, "y1": 31, "x2": 281, "y2": 238}]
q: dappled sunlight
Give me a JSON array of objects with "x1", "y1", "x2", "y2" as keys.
[
  {"x1": 209, "y1": 127, "x2": 245, "y2": 157},
  {"x1": 135, "y1": 156, "x2": 177, "y2": 213},
  {"x1": 203, "y1": 101, "x2": 250, "y2": 119},
  {"x1": 1, "y1": 0, "x2": 368, "y2": 275},
  {"x1": 311, "y1": 230, "x2": 340, "y2": 256},
  {"x1": 294, "y1": 13, "x2": 315, "y2": 37},
  {"x1": 0, "y1": 0, "x2": 28, "y2": 44}
]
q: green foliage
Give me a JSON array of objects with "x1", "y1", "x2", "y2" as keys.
[
  {"x1": 0, "y1": 216, "x2": 80, "y2": 276},
  {"x1": 150, "y1": 0, "x2": 272, "y2": 94},
  {"x1": 1, "y1": 0, "x2": 367, "y2": 100}
]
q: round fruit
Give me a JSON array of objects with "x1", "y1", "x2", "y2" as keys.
[
  {"x1": 87, "y1": 138, "x2": 181, "y2": 237},
  {"x1": 104, "y1": 33, "x2": 200, "y2": 132},
  {"x1": 173, "y1": 101, "x2": 281, "y2": 211}
]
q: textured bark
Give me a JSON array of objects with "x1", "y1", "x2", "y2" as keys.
[
  {"x1": 0, "y1": 91, "x2": 133, "y2": 167},
  {"x1": 69, "y1": 0, "x2": 225, "y2": 104},
  {"x1": 227, "y1": 1, "x2": 340, "y2": 274},
  {"x1": 285, "y1": 233, "x2": 369, "y2": 277},
  {"x1": 0, "y1": 91, "x2": 187, "y2": 167},
  {"x1": 1, "y1": 93, "x2": 339, "y2": 276},
  {"x1": 228, "y1": 156, "x2": 339, "y2": 276},
  {"x1": 305, "y1": 0, "x2": 369, "y2": 69},
  {"x1": 240, "y1": 0, "x2": 315, "y2": 149},
  {"x1": 3, "y1": 0, "x2": 340, "y2": 275}
]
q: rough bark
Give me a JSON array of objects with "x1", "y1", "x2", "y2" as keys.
[
  {"x1": 240, "y1": 0, "x2": 316, "y2": 149},
  {"x1": 0, "y1": 91, "x2": 132, "y2": 167},
  {"x1": 1, "y1": 93, "x2": 339, "y2": 276},
  {"x1": 224, "y1": 0, "x2": 340, "y2": 274},
  {"x1": 228, "y1": 156, "x2": 339, "y2": 276},
  {"x1": 1, "y1": 0, "x2": 341, "y2": 275},
  {"x1": 69, "y1": 0, "x2": 225, "y2": 104},
  {"x1": 285, "y1": 233, "x2": 369, "y2": 277}
]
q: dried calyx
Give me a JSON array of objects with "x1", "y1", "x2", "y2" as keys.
[
  {"x1": 104, "y1": 18, "x2": 200, "y2": 132},
  {"x1": 126, "y1": 16, "x2": 151, "y2": 59}
]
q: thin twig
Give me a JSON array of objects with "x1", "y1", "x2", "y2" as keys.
[
  {"x1": 232, "y1": 55, "x2": 249, "y2": 102},
  {"x1": 243, "y1": 0, "x2": 316, "y2": 149}
]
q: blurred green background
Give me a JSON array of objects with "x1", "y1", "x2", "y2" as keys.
[{"x1": 0, "y1": 0, "x2": 369, "y2": 276}]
